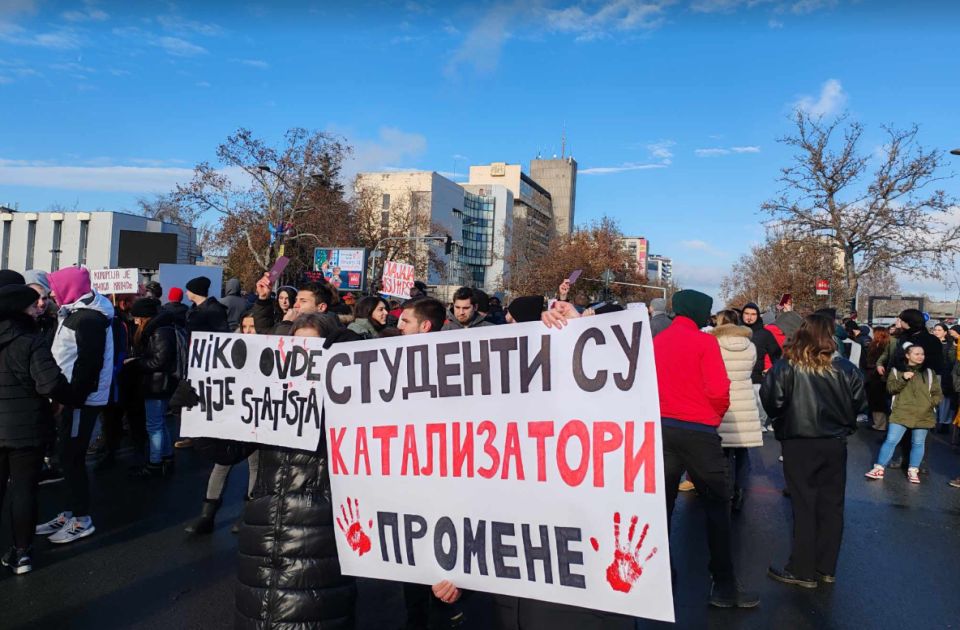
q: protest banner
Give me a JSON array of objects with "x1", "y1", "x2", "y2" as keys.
[
  {"x1": 381, "y1": 260, "x2": 415, "y2": 299},
  {"x1": 322, "y1": 309, "x2": 674, "y2": 622},
  {"x1": 90, "y1": 268, "x2": 139, "y2": 295},
  {"x1": 180, "y1": 333, "x2": 325, "y2": 451}
]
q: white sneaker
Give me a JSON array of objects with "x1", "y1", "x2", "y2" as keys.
[
  {"x1": 48, "y1": 516, "x2": 95, "y2": 544},
  {"x1": 35, "y1": 511, "x2": 72, "y2": 536}
]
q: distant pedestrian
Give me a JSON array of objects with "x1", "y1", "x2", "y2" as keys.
[
  {"x1": 649, "y1": 297, "x2": 672, "y2": 337},
  {"x1": 865, "y1": 326, "x2": 892, "y2": 431},
  {"x1": 762, "y1": 314, "x2": 866, "y2": 588},
  {"x1": 220, "y1": 278, "x2": 247, "y2": 330},
  {"x1": 740, "y1": 302, "x2": 781, "y2": 431},
  {"x1": 711, "y1": 310, "x2": 761, "y2": 513},
  {"x1": 865, "y1": 343, "x2": 941, "y2": 484}
]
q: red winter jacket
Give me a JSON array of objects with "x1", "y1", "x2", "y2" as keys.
[{"x1": 653, "y1": 316, "x2": 731, "y2": 427}]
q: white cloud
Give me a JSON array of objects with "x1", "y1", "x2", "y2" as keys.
[
  {"x1": 681, "y1": 239, "x2": 727, "y2": 255},
  {"x1": 581, "y1": 162, "x2": 667, "y2": 175},
  {"x1": 789, "y1": 0, "x2": 838, "y2": 15},
  {"x1": 231, "y1": 58, "x2": 269, "y2": 69},
  {"x1": 0, "y1": 163, "x2": 195, "y2": 193},
  {"x1": 695, "y1": 148, "x2": 730, "y2": 157},
  {"x1": 543, "y1": 0, "x2": 672, "y2": 42},
  {"x1": 582, "y1": 139, "x2": 674, "y2": 175},
  {"x1": 695, "y1": 145, "x2": 760, "y2": 157},
  {"x1": 156, "y1": 14, "x2": 223, "y2": 37},
  {"x1": 0, "y1": 75, "x2": 12, "y2": 85},
  {"x1": 0, "y1": 24, "x2": 82, "y2": 49},
  {"x1": 647, "y1": 139, "x2": 675, "y2": 163},
  {"x1": 157, "y1": 36, "x2": 207, "y2": 56},
  {"x1": 445, "y1": 5, "x2": 515, "y2": 76},
  {"x1": 341, "y1": 127, "x2": 429, "y2": 182},
  {"x1": 794, "y1": 78, "x2": 846, "y2": 117},
  {"x1": 62, "y1": 1, "x2": 109, "y2": 23}
]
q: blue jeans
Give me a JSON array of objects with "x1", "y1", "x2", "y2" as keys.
[
  {"x1": 145, "y1": 398, "x2": 172, "y2": 464},
  {"x1": 877, "y1": 424, "x2": 928, "y2": 469}
]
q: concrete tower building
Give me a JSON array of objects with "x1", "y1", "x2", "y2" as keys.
[{"x1": 530, "y1": 156, "x2": 577, "y2": 235}]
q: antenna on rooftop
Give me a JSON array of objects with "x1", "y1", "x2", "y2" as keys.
[{"x1": 561, "y1": 124, "x2": 567, "y2": 159}]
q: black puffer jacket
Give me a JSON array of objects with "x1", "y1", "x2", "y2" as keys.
[
  {"x1": 235, "y1": 331, "x2": 363, "y2": 630},
  {"x1": 131, "y1": 311, "x2": 180, "y2": 399},
  {"x1": 745, "y1": 319, "x2": 781, "y2": 384},
  {"x1": 0, "y1": 314, "x2": 81, "y2": 448},
  {"x1": 761, "y1": 357, "x2": 867, "y2": 440}
]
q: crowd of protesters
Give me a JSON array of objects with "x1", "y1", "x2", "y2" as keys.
[{"x1": 1, "y1": 262, "x2": 959, "y2": 629}]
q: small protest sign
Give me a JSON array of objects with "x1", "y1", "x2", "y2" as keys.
[
  {"x1": 381, "y1": 260, "x2": 415, "y2": 299},
  {"x1": 90, "y1": 268, "x2": 138, "y2": 295}
]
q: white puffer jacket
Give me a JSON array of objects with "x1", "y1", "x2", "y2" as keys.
[{"x1": 712, "y1": 324, "x2": 762, "y2": 448}]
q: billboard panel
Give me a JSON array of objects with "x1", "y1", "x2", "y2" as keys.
[{"x1": 313, "y1": 247, "x2": 366, "y2": 292}]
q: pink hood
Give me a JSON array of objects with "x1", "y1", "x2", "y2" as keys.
[{"x1": 48, "y1": 267, "x2": 92, "y2": 307}]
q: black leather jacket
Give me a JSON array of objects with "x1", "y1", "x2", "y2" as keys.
[
  {"x1": 132, "y1": 311, "x2": 180, "y2": 399},
  {"x1": 761, "y1": 357, "x2": 867, "y2": 440}
]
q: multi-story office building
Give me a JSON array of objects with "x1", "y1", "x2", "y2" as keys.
[
  {"x1": 0, "y1": 209, "x2": 197, "y2": 274},
  {"x1": 647, "y1": 254, "x2": 673, "y2": 284},
  {"x1": 530, "y1": 157, "x2": 577, "y2": 235},
  {"x1": 354, "y1": 171, "x2": 512, "y2": 296},
  {"x1": 468, "y1": 162, "x2": 554, "y2": 254},
  {"x1": 620, "y1": 236, "x2": 649, "y2": 279}
]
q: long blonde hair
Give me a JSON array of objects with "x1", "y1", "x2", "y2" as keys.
[{"x1": 784, "y1": 314, "x2": 836, "y2": 373}]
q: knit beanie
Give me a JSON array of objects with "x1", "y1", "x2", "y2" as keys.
[
  {"x1": 507, "y1": 295, "x2": 544, "y2": 323},
  {"x1": 47, "y1": 267, "x2": 91, "y2": 306},
  {"x1": 0, "y1": 284, "x2": 39, "y2": 315},
  {"x1": 186, "y1": 276, "x2": 211, "y2": 298},
  {"x1": 168, "y1": 287, "x2": 184, "y2": 303},
  {"x1": 23, "y1": 270, "x2": 50, "y2": 292},
  {"x1": 131, "y1": 297, "x2": 160, "y2": 318},
  {"x1": 0, "y1": 269, "x2": 25, "y2": 288},
  {"x1": 671, "y1": 290, "x2": 713, "y2": 328}
]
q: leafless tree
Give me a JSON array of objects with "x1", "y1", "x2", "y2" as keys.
[{"x1": 762, "y1": 111, "x2": 958, "y2": 309}]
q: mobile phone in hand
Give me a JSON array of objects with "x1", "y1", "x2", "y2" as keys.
[{"x1": 267, "y1": 256, "x2": 290, "y2": 285}]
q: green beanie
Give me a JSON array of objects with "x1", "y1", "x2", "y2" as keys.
[{"x1": 671, "y1": 290, "x2": 713, "y2": 328}]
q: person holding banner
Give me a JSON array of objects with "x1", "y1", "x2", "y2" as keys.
[
  {"x1": 441, "y1": 287, "x2": 492, "y2": 331},
  {"x1": 347, "y1": 296, "x2": 389, "y2": 339},
  {"x1": 252, "y1": 277, "x2": 340, "y2": 336},
  {"x1": 761, "y1": 314, "x2": 866, "y2": 588},
  {"x1": 235, "y1": 316, "x2": 361, "y2": 630}
]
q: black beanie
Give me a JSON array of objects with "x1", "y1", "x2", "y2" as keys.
[
  {"x1": 186, "y1": 276, "x2": 211, "y2": 297},
  {"x1": 0, "y1": 269, "x2": 26, "y2": 288},
  {"x1": 0, "y1": 284, "x2": 39, "y2": 315},
  {"x1": 130, "y1": 297, "x2": 160, "y2": 318},
  {"x1": 672, "y1": 290, "x2": 713, "y2": 328},
  {"x1": 507, "y1": 295, "x2": 544, "y2": 323},
  {"x1": 898, "y1": 308, "x2": 924, "y2": 332}
]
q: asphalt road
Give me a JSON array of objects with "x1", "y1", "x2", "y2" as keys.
[{"x1": 2, "y1": 424, "x2": 959, "y2": 629}]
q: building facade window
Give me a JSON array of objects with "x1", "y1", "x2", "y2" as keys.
[
  {"x1": 25, "y1": 220, "x2": 36, "y2": 270},
  {"x1": 78, "y1": 219, "x2": 90, "y2": 266},
  {"x1": 51, "y1": 219, "x2": 63, "y2": 271}
]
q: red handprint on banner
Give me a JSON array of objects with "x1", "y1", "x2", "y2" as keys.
[
  {"x1": 589, "y1": 512, "x2": 658, "y2": 593},
  {"x1": 336, "y1": 497, "x2": 373, "y2": 557}
]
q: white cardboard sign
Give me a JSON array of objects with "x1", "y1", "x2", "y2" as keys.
[
  {"x1": 381, "y1": 260, "x2": 415, "y2": 299},
  {"x1": 322, "y1": 310, "x2": 674, "y2": 622},
  {"x1": 90, "y1": 268, "x2": 139, "y2": 295},
  {"x1": 180, "y1": 333, "x2": 325, "y2": 451}
]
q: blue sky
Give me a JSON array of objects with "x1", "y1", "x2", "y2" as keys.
[{"x1": 2, "y1": 0, "x2": 959, "y2": 302}]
